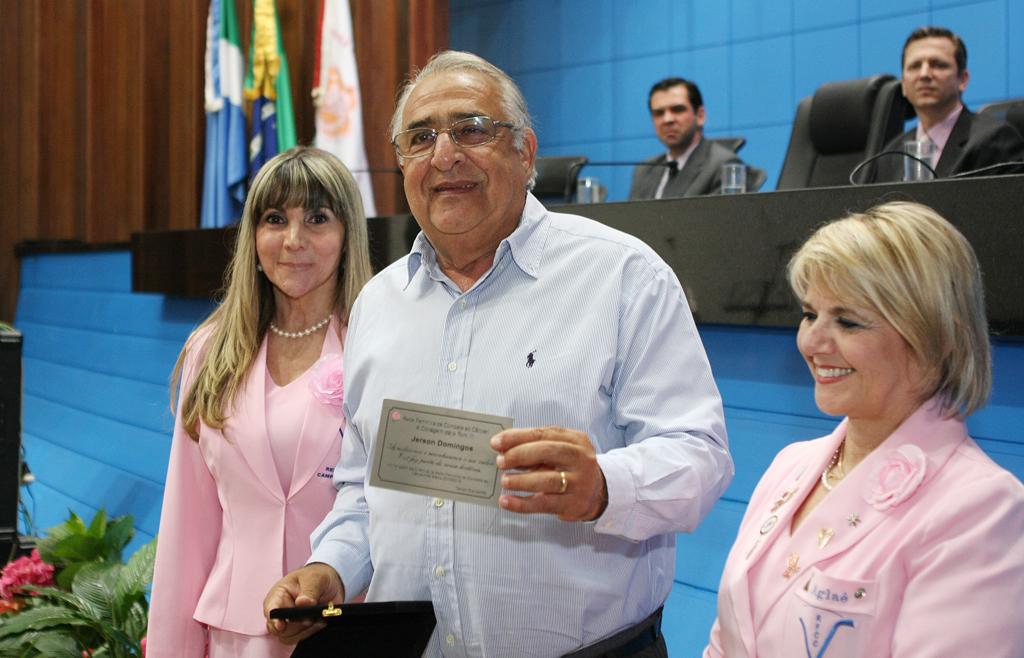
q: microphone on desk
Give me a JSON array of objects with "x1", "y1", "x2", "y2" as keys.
[
  {"x1": 951, "y1": 161, "x2": 1024, "y2": 178},
  {"x1": 576, "y1": 161, "x2": 677, "y2": 186},
  {"x1": 848, "y1": 151, "x2": 937, "y2": 185},
  {"x1": 582, "y1": 161, "x2": 678, "y2": 171},
  {"x1": 558, "y1": 161, "x2": 678, "y2": 203},
  {"x1": 850, "y1": 152, "x2": 1024, "y2": 185}
]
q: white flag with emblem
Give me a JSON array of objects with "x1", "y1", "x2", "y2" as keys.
[{"x1": 314, "y1": 0, "x2": 376, "y2": 217}]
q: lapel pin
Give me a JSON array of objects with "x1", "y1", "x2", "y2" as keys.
[
  {"x1": 817, "y1": 527, "x2": 835, "y2": 550},
  {"x1": 771, "y1": 488, "x2": 795, "y2": 512},
  {"x1": 783, "y1": 553, "x2": 800, "y2": 579},
  {"x1": 847, "y1": 513, "x2": 861, "y2": 527}
]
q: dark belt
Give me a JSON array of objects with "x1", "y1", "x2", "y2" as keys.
[{"x1": 561, "y1": 606, "x2": 664, "y2": 658}]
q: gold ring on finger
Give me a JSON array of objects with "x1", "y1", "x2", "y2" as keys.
[{"x1": 558, "y1": 470, "x2": 568, "y2": 494}]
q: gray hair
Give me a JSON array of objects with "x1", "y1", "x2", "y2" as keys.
[{"x1": 390, "y1": 50, "x2": 537, "y2": 189}]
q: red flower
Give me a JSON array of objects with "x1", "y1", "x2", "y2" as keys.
[{"x1": 0, "y1": 549, "x2": 55, "y2": 600}]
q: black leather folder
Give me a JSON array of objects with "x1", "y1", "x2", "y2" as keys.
[{"x1": 269, "y1": 601, "x2": 435, "y2": 657}]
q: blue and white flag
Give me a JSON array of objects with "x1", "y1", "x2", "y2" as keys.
[{"x1": 200, "y1": 0, "x2": 247, "y2": 228}]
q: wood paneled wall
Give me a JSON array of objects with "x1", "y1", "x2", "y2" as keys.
[{"x1": 0, "y1": 0, "x2": 447, "y2": 322}]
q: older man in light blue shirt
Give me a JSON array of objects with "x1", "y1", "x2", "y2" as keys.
[{"x1": 265, "y1": 50, "x2": 733, "y2": 658}]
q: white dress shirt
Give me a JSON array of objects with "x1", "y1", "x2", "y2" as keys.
[
  {"x1": 309, "y1": 193, "x2": 733, "y2": 657},
  {"x1": 654, "y1": 135, "x2": 702, "y2": 199}
]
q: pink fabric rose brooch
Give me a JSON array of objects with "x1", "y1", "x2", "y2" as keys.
[
  {"x1": 864, "y1": 444, "x2": 927, "y2": 511},
  {"x1": 309, "y1": 354, "x2": 344, "y2": 407}
]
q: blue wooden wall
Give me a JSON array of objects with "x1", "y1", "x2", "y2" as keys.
[
  {"x1": 14, "y1": 251, "x2": 212, "y2": 554},
  {"x1": 15, "y1": 249, "x2": 1024, "y2": 655},
  {"x1": 450, "y1": 0, "x2": 1024, "y2": 200}
]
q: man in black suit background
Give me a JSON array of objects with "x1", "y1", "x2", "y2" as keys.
[
  {"x1": 874, "y1": 26, "x2": 1024, "y2": 181},
  {"x1": 629, "y1": 78, "x2": 748, "y2": 200}
]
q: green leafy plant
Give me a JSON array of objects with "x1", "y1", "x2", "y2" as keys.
[
  {"x1": 35, "y1": 510, "x2": 135, "y2": 590},
  {"x1": 0, "y1": 511, "x2": 154, "y2": 657}
]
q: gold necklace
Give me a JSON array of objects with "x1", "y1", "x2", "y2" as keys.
[{"x1": 820, "y1": 440, "x2": 845, "y2": 492}]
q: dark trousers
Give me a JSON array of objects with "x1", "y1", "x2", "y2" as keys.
[{"x1": 561, "y1": 607, "x2": 667, "y2": 658}]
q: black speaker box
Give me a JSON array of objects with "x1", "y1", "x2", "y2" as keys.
[{"x1": 0, "y1": 325, "x2": 23, "y2": 535}]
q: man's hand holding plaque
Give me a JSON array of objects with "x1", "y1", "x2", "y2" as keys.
[
  {"x1": 369, "y1": 400, "x2": 511, "y2": 506},
  {"x1": 491, "y1": 426, "x2": 609, "y2": 522}
]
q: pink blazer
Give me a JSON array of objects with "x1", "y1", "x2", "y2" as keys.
[
  {"x1": 706, "y1": 400, "x2": 1024, "y2": 658},
  {"x1": 147, "y1": 325, "x2": 344, "y2": 657}
]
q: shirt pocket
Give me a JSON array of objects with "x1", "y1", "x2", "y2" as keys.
[{"x1": 782, "y1": 568, "x2": 878, "y2": 658}]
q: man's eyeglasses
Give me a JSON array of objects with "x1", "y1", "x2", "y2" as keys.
[{"x1": 392, "y1": 116, "x2": 517, "y2": 158}]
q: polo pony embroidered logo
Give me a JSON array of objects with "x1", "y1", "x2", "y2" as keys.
[{"x1": 526, "y1": 351, "x2": 536, "y2": 368}]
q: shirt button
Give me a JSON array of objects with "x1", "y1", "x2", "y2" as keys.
[
  {"x1": 434, "y1": 565, "x2": 445, "y2": 578},
  {"x1": 447, "y1": 361, "x2": 457, "y2": 372},
  {"x1": 459, "y1": 300, "x2": 467, "y2": 309},
  {"x1": 446, "y1": 633, "x2": 456, "y2": 646},
  {"x1": 433, "y1": 498, "x2": 444, "y2": 508}
]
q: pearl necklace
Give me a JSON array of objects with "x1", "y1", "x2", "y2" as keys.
[
  {"x1": 820, "y1": 440, "x2": 846, "y2": 491},
  {"x1": 269, "y1": 316, "x2": 331, "y2": 339}
]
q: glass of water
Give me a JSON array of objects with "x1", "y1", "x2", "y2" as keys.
[{"x1": 721, "y1": 163, "x2": 747, "y2": 194}]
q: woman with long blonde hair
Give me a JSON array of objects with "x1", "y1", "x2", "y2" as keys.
[{"x1": 147, "y1": 146, "x2": 373, "y2": 658}]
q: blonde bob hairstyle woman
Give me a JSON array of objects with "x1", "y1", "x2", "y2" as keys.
[
  {"x1": 149, "y1": 146, "x2": 374, "y2": 658},
  {"x1": 788, "y1": 200, "x2": 991, "y2": 417},
  {"x1": 174, "y1": 145, "x2": 373, "y2": 439},
  {"x1": 706, "y1": 201, "x2": 1024, "y2": 658}
]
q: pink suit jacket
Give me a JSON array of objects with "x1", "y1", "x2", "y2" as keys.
[
  {"x1": 147, "y1": 325, "x2": 344, "y2": 657},
  {"x1": 706, "y1": 400, "x2": 1024, "y2": 658}
]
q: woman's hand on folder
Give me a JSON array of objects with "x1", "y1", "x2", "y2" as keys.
[{"x1": 264, "y1": 562, "x2": 346, "y2": 644}]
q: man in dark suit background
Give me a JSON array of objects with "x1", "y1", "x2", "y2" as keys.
[
  {"x1": 629, "y1": 78, "x2": 747, "y2": 200},
  {"x1": 874, "y1": 26, "x2": 1024, "y2": 182}
]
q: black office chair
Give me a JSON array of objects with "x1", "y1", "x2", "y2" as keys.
[
  {"x1": 532, "y1": 155, "x2": 588, "y2": 204},
  {"x1": 706, "y1": 136, "x2": 747, "y2": 153},
  {"x1": 979, "y1": 98, "x2": 1024, "y2": 138},
  {"x1": 746, "y1": 166, "x2": 767, "y2": 192},
  {"x1": 776, "y1": 74, "x2": 909, "y2": 189},
  {"x1": 1010, "y1": 104, "x2": 1024, "y2": 139}
]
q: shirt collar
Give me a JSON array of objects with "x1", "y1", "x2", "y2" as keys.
[
  {"x1": 404, "y1": 193, "x2": 548, "y2": 288},
  {"x1": 405, "y1": 236, "x2": 429, "y2": 286},
  {"x1": 667, "y1": 134, "x2": 702, "y2": 170},
  {"x1": 504, "y1": 193, "x2": 547, "y2": 279},
  {"x1": 916, "y1": 103, "x2": 963, "y2": 153}
]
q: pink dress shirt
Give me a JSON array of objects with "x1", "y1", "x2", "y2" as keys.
[{"x1": 915, "y1": 104, "x2": 964, "y2": 165}]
